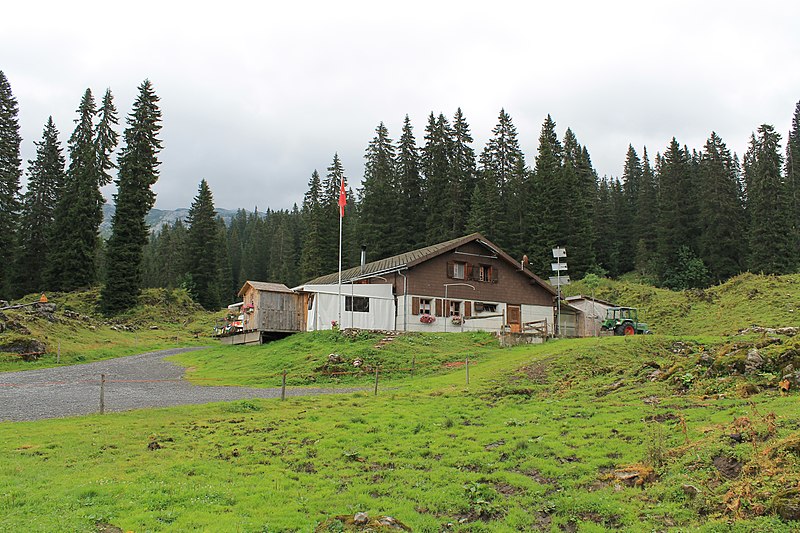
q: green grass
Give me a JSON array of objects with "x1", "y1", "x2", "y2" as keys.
[
  {"x1": 2, "y1": 333, "x2": 799, "y2": 531},
  {"x1": 565, "y1": 272, "x2": 800, "y2": 336},
  {"x1": 0, "y1": 287, "x2": 217, "y2": 373},
  {"x1": 169, "y1": 330, "x2": 500, "y2": 387},
  {"x1": 1, "y1": 275, "x2": 799, "y2": 530}
]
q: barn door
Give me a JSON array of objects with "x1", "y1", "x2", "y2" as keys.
[{"x1": 507, "y1": 305, "x2": 521, "y2": 333}]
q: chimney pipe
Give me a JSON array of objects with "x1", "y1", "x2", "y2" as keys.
[{"x1": 360, "y1": 245, "x2": 367, "y2": 273}]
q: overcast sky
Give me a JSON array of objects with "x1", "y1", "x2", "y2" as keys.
[{"x1": 4, "y1": 1, "x2": 799, "y2": 211}]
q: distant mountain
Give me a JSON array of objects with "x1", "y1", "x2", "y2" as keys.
[{"x1": 100, "y1": 204, "x2": 244, "y2": 237}]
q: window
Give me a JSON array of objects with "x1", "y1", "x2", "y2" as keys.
[
  {"x1": 453, "y1": 262, "x2": 466, "y2": 279},
  {"x1": 477, "y1": 264, "x2": 493, "y2": 282},
  {"x1": 449, "y1": 300, "x2": 461, "y2": 317},
  {"x1": 474, "y1": 302, "x2": 497, "y2": 313},
  {"x1": 345, "y1": 296, "x2": 370, "y2": 312},
  {"x1": 419, "y1": 298, "x2": 431, "y2": 315}
]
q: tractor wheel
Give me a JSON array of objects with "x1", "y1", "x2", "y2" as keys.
[
  {"x1": 614, "y1": 325, "x2": 625, "y2": 336},
  {"x1": 623, "y1": 324, "x2": 636, "y2": 336}
]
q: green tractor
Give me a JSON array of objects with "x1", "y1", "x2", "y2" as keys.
[{"x1": 600, "y1": 307, "x2": 651, "y2": 336}]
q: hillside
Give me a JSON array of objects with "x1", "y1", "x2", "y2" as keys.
[
  {"x1": 1, "y1": 275, "x2": 799, "y2": 531},
  {"x1": 564, "y1": 272, "x2": 800, "y2": 336},
  {"x1": 0, "y1": 288, "x2": 218, "y2": 372}
]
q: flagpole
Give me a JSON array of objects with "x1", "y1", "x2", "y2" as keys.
[
  {"x1": 337, "y1": 205, "x2": 343, "y2": 328},
  {"x1": 337, "y1": 175, "x2": 346, "y2": 329}
]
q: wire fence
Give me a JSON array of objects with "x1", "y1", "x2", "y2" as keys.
[{"x1": 0, "y1": 357, "x2": 476, "y2": 416}]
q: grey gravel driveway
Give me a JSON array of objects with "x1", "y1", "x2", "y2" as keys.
[{"x1": 0, "y1": 347, "x2": 360, "y2": 422}]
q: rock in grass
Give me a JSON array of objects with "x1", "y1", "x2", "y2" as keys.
[
  {"x1": 772, "y1": 488, "x2": 800, "y2": 521},
  {"x1": 353, "y1": 512, "x2": 369, "y2": 525}
]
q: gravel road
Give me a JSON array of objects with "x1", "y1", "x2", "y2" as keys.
[{"x1": 0, "y1": 347, "x2": 361, "y2": 422}]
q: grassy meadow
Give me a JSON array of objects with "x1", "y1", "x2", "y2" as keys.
[{"x1": 1, "y1": 274, "x2": 799, "y2": 531}]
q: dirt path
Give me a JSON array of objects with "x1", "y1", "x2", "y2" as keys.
[{"x1": 0, "y1": 347, "x2": 360, "y2": 422}]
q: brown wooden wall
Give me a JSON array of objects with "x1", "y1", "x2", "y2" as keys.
[
  {"x1": 257, "y1": 291, "x2": 304, "y2": 332},
  {"x1": 401, "y1": 241, "x2": 554, "y2": 306}
]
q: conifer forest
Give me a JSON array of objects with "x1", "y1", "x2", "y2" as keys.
[{"x1": 1, "y1": 70, "x2": 799, "y2": 312}]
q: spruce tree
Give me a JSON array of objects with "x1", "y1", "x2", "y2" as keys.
[
  {"x1": 560, "y1": 129, "x2": 596, "y2": 277},
  {"x1": 100, "y1": 80, "x2": 162, "y2": 313},
  {"x1": 396, "y1": 115, "x2": 424, "y2": 249},
  {"x1": 655, "y1": 138, "x2": 700, "y2": 284},
  {"x1": 744, "y1": 124, "x2": 793, "y2": 274},
  {"x1": 14, "y1": 117, "x2": 66, "y2": 296},
  {"x1": 48, "y1": 89, "x2": 99, "y2": 290},
  {"x1": 360, "y1": 122, "x2": 399, "y2": 259},
  {"x1": 697, "y1": 132, "x2": 745, "y2": 281},
  {"x1": 321, "y1": 154, "x2": 350, "y2": 273},
  {"x1": 448, "y1": 108, "x2": 477, "y2": 238},
  {"x1": 421, "y1": 113, "x2": 454, "y2": 243},
  {"x1": 786, "y1": 100, "x2": 800, "y2": 266},
  {"x1": 0, "y1": 70, "x2": 21, "y2": 298},
  {"x1": 186, "y1": 179, "x2": 222, "y2": 309},
  {"x1": 633, "y1": 148, "x2": 658, "y2": 277},
  {"x1": 479, "y1": 109, "x2": 527, "y2": 257},
  {"x1": 527, "y1": 115, "x2": 562, "y2": 273},
  {"x1": 299, "y1": 170, "x2": 326, "y2": 279}
]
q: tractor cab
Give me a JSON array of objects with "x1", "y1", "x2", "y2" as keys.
[{"x1": 600, "y1": 307, "x2": 650, "y2": 336}]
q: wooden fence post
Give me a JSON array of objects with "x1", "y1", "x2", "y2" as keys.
[
  {"x1": 411, "y1": 356, "x2": 416, "y2": 378},
  {"x1": 281, "y1": 369, "x2": 286, "y2": 401},
  {"x1": 374, "y1": 367, "x2": 379, "y2": 396},
  {"x1": 100, "y1": 374, "x2": 105, "y2": 415},
  {"x1": 56, "y1": 341, "x2": 60, "y2": 364},
  {"x1": 466, "y1": 356, "x2": 470, "y2": 385}
]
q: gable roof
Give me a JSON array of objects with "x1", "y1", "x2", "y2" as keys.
[
  {"x1": 300, "y1": 233, "x2": 556, "y2": 295},
  {"x1": 238, "y1": 281, "x2": 295, "y2": 297},
  {"x1": 565, "y1": 295, "x2": 616, "y2": 307}
]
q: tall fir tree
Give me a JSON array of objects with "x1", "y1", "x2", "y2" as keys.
[
  {"x1": 633, "y1": 147, "x2": 658, "y2": 276},
  {"x1": 448, "y1": 108, "x2": 477, "y2": 238},
  {"x1": 618, "y1": 145, "x2": 643, "y2": 273},
  {"x1": 0, "y1": 70, "x2": 21, "y2": 298},
  {"x1": 744, "y1": 124, "x2": 793, "y2": 274},
  {"x1": 360, "y1": 122, "x2": 399, "y2": 259},
  {"x1": 421, "y1": 113, "x2": 454, "y2": 243},
  {"x1": 14, "y1": 117, "x2": 66, "y2": 296},
  {"x1": 299, "y1": 169, "x2": 327, "y2": 279},
  {"x1": 186, "y1": 179, "x2": 222, "y2": 309},
  {"x1": 697, "y1": 132, "x2": 746, "y2": 281},
  {"x1": 527, "y1": 115, "x2": 562, "y2": 273},
  {"x1": 786, "y1": 100, "x2": 800, "y2": 266},
  {"x1": 395, "y1": 115, "x2": 424, "y2": 250},
  {"x1": 48, "y1": 89, "x2": 99, "y2": 290},
  {"x1": 100, "y1": 80, "x2": 162, "y2": 313},
  {"x1": 655, "y1": 138, "x2": 701, "y2": 285},
  {"x1": 560, "y1": 129, "x2": 596, "y2": 277},
  {"x1": 478, "y1": 109, "x2": 527, "y2": 257}
]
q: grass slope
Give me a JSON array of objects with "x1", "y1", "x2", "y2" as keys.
[
  {"x1": 0, "y1": 288, "x2": 217, "y2": 373},
  {"x1": 2, "y1": 332, "x2": 799, "y2": 531},
  {"x1": 1, "y1": 274, "x2": 799, "y2": 531},
  {"x1": 565, "y1": 273, "x2": 800, "y2": 336}
]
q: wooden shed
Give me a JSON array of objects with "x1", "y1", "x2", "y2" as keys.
[{"x1": 221, "y1": 281, "x2": 305, "y2": 344}]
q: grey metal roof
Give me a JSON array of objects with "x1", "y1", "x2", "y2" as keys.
[
  {"x1": 238, "y1": 281, "x2": 295, "y2": 296},
  {"x1": 301, "y1": 233, "x2": 556, "y2": 296},
  {"x1": 301, "y1": 234, "x2": 477, "y2": 285}
]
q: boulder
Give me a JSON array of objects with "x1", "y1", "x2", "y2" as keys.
[
  {"x1": 772, "y1": 488, "x2": 800, "y2": 521},
  {"x1": 353, "y1": 512, "x2": 369, "y2": 525},
  {"x1": 745, "y1": 349, "x2": 765, "y2": 374},
  {"x1": 0, "y1": 338, "x2": 47, "y2": 359}
]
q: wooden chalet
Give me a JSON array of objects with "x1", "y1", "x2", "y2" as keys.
[{"x1": 296, "y1": 233, "x2": 580, "y2": 337}]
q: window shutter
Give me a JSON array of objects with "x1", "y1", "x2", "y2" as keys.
[
  {"x1": 492, "y1": 266, "x2": 499, "y2": 283},
  {"x1": 446, "y1": 261, "x2": 454, "y2": 279},
  {"x1": 464, "y1": 301, "x2": 472, "y2": 318},
  {"x1": 435, "y1": 298, "x2": 443, "y2": 317},
  {"x1": 411, "y1": 297, "x2": 420, "y2": 315},
  {"x1": 466, "y1": 263, "x2": 473, "y2": 280}
]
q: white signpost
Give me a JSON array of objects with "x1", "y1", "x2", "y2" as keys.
[{"x1": 551, "y1": 247, "x2": 569, "y2": 337}]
